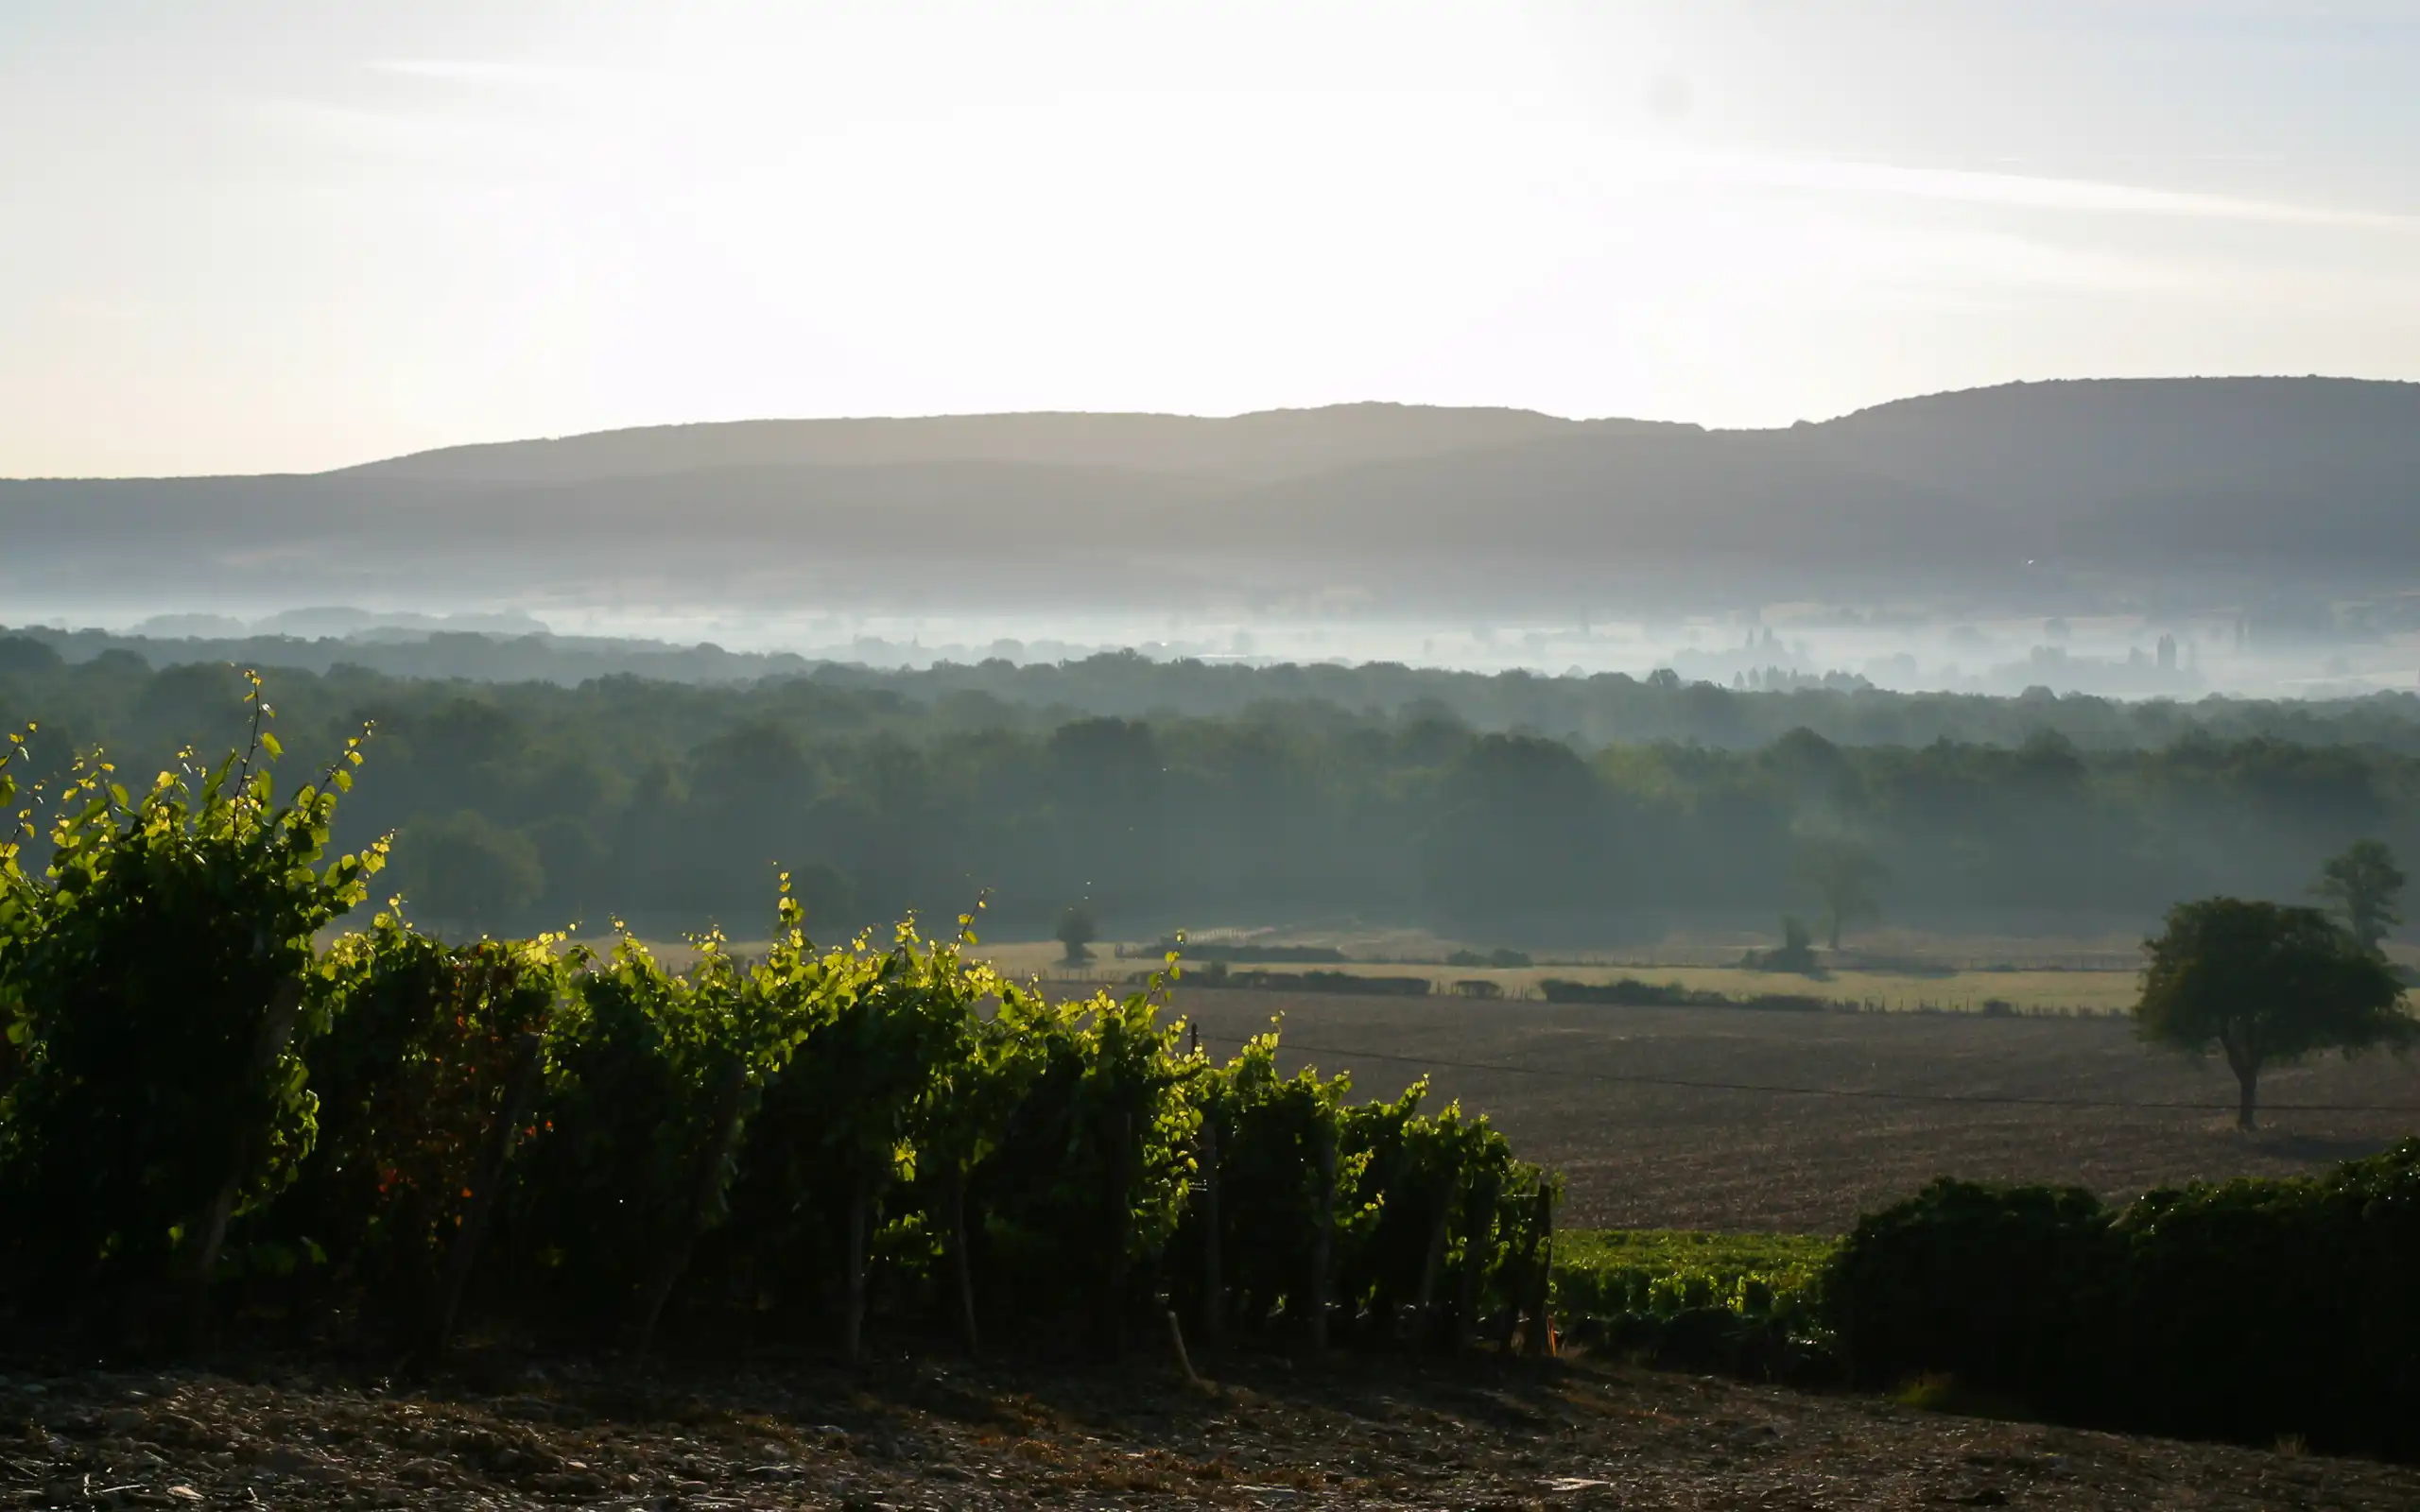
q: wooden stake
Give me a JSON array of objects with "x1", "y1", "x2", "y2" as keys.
[
  {"x1": 1458, "y1": 1169, "x2": 1497, "y2": 1356},
  {"x1": 843, "y1": 1171, "x2": 871, "y2": 1366},
  {"x1": 1413, "y1": 1190, "x2": 1452, "y2": 1349},
  {"x1": 1199, "y1": 1115, "x2": 1223, "y2": 1354},
  {"x1": 1522, "y1": 1184, "x2": 1557, "y2": 1360},
  {"x1": 1308, "y1": 1119, "x2": 1337, "y2": 1352},
  {"x1": 1166, "y1": 1309, "x2": 1209, "y2": 1392},
  {"x1": 946, "y1": 1164, "x2": 980, "y2": 1357}
]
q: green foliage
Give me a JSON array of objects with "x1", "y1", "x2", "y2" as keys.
[
  {"x1": 1333, "y1": 1084, "x2": 1497, "y2": 1324},
  {"x1": 1794, "y1": 835, "x2": 1885, "y2": 950},
  {"x1": 1823, "y1": 1143, "x2": 2420, "y2": 1458},
  {"x1": 1553, "y1": 1229, "x2": 1832, "y2": 1319},
  {"x1": 2315, "y1": 837, "x2": 2406, "y2": 953},
  {"x1": 0, "y1": 725, "x2": 36, "y2": 1103},
  {"x1": 1192, "y1": 1031, "x2": 1357, "y2": 1332},
  {"x1": 390, "y1": 809, "x2": 546, "y2": 932},
  {"x1": 0, "y1": 681, "x2": 1555, "y2": 1360},
  {"x1": 717, "y1": 914, "x2": 993, "y2": 1334},
  {"x1": 15, "y1": 650, "x2": 2420, "y2": 941},
  {"x1": 1824, "y1": 1179, "x2": 2123, "y2": 1409},
  {"x1": 2135, "y1": 896, "x2": 2411, "y2": 1127},
  {"x1": 272, "y1": 909, "x2": 575, "y2": 1319},
  {"x1": 513, "y1": 885, "x2": 831, "y2": 1329},
  {"x1": 964, "y1": 976, "x2": 1198, "y2": 1337},
  {"x1": 1054, "y1": 902, "x2": 1098, "y2": 964},
  {"x1": 1741, "y1": 916, "x2": 1822, "y2": 974},
  {"x1": 1447, "y1": 948, "x2": 1531, "y2": 969},
  {"x1": 0, "y1": 679, "x2": 385, "y2": 1314},
  {"x1": 1554, "y1": 1228, "x2": 1838, "y2": 1382}
]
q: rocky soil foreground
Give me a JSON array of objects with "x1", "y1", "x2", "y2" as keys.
[{"x1": 4, "y1": 1350, "x2": 2411, "y2": 1511}]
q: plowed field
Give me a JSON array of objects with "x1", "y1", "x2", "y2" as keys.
[{"x1": 1168, "y1": 989, "x2": 2420, "y2": 1232}]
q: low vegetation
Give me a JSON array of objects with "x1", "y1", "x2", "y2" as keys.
[
  {"x1": 0, "y1": 700, "x2": 1560, "y2": 1366},
  {"x1": 1826, "y1": 1143, "x2": 2420, "y2": 1459},
  {"x1": 6, "y1": 684, "x2": 2420, "y2": 1475}
]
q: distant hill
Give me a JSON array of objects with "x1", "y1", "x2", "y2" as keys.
[
  {"x1": 334, "y1": 404, "x2": 1699, "y2": 486},
  {"x1": 4, "y1": 380, "x2": 2416, "y2": 614}
]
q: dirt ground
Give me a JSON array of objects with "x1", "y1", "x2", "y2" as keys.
[
  {"x1": 9, "y1": 1349, "x2": 2416, "y2": 1511},
  {"x1": 1168, "y1": 990, "x2": 2420, "y2": 1232}
]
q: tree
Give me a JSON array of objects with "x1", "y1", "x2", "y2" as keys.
[
  {"x1": 394, "y1": 810, "x2": 544, "y2": 934},
  {"x1": 2135, "y1": 898, "x2": 2411, "y2": 1130},
  {"x1": 1744, "y1": 916, "x2": 1820, "y2": 974},
  {"x1": 1056, "y1": 902, "x2": 1098, "y2": 965},
  {"x1": 2315, "y1": 840, "x2": 2405, "y2": 955},
  {"x1": 1795, "y1": 837, "x2": 1886, "y2": 951}
]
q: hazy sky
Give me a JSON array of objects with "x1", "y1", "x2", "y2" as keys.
[{"x1": 5, "y1": 0, "x2": 2417, "y2": 476}]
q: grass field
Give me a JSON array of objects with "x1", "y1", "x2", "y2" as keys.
[{"x1": 980, "y1": 940, "x2": 2145, "y2": 1015}]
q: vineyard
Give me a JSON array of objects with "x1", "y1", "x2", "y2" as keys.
[
  {"x1": 10, "y1": 696, "x2": 2420, "y2": 1474},
  {"x1": 0, "y1": 700, "x2": 1564, "y2": 1366}
]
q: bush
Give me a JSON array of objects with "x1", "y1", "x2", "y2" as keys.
[
  {"x1": 2116, "y1": 1148, "x2": 2420, "y2": 1452},
  {"x1": 0, "y1": 696, "x2": 383, "y2": 1336},
  {"x1": 1824, "y1": 1178, "x2": 2124, "y2": 1415},
  {"x1": 1822, "y1": 1147, "x2": 2420, "y2": 1458},
  {"x1": 273, "y1": 914, "x2": 572, "y2": 1337},
  {"x1": 0, "y1": 688, "x2": 1564, "y2": 1366}
]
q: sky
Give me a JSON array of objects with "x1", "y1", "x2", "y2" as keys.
[{"x1": 4, "y1": 0, "x2": 2417, "y2": 477}]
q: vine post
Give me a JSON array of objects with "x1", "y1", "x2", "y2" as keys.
[
  {"x1": 1308, "y1": 1118, "x2": 1337, "y2": 1352},
  {"x1": 1198, "y1": 1112, "x2": 1223, "y2": 1354},
  {"x1": 1521, "y1": 1182, "x2": 1557, "y2": 1359},
  {"x1": 1458, "y1": 1166, "x2": 1498, "y2": 1355}
]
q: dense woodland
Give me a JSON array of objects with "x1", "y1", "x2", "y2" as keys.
[
  {"x1": 13, "y1": 627, "x2": 2420, "y2": 750},
  {"x1": 2, "y1": 638, "x2": 2415, "y2": 942}
]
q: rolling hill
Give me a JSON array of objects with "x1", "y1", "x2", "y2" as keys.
[{"x1": 4, "y1": 378, "x2": 2415, "y2": 617}]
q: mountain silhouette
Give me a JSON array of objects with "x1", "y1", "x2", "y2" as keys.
[{"x1": 5, "y1": 378, "x2": 2415, "y2": 616}]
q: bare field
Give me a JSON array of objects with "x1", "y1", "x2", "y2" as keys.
[
  {"x1": 1167, "y1": 989, "x2": 2420, "y2": 1233},
  {"x1": 15, "y1": 1350, "x2": 2418, "y2": 1510}
]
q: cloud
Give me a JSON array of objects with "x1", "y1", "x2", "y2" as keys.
[
  {"x1": 367, "y1": 60, "x2": 618, "y2": 88},
  {"x1": 1651, "y1": 148, "x2": 2416, "y2": 231}
]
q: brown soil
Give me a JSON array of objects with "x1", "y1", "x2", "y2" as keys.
[
  {"x1": 7, "y1": 1349, "x2": 2413, "y2": 1510},
  {"x1": 1169, "y1": 989, "x2": 2420, "y2": 1232}
]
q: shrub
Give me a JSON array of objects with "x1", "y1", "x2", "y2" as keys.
[
  {"x1": 0, "y1": 695, "x2": 383, "y2": 1336},
  {"x1": 1823, "y1": 1148, "x2": 2420, "y2": 1458},
  {"x1": 1824, "y1": 1178, "x2": 2124, "y2": 1414},
  {"x1": 270, "y1": 913, "x2": 574, "y2": 1338}
]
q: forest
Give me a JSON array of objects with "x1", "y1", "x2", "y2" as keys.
[
  {"x1": 2, "y1": 642, "x2": 2412, "y2": 942},
  {"x1": 13, "y1": 627, "x2": 2420, "y2": 750}
]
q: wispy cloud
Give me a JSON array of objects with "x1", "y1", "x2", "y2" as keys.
[
  {"x1": 368, "y1": 59, "x2": 618, "y2": 88},
  {"x1": 1650, "y1": 148, "x2": 2415, "y2": 230}
]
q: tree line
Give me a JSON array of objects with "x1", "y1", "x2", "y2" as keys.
[
  {"x1": 14, "y1": 630, "x2": 2420, "y2": 752},
  {"x1": 3, "y1": 649, "x2": 2417, "y2": 941}
]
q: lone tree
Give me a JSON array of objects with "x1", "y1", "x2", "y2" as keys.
[
  {"x1": 2315, "y1": 839, "x2": 2406, "y2": 955},
  {"x1": 1795, "y1": 837, "x2": 1886, "y2": 952},
  {"x1": 2135, "y1": 897, "x2": 2411, "y2": 1130},
  {"x1": 1054, "y1": 902, "x2": 1098, "y2": 966}
]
